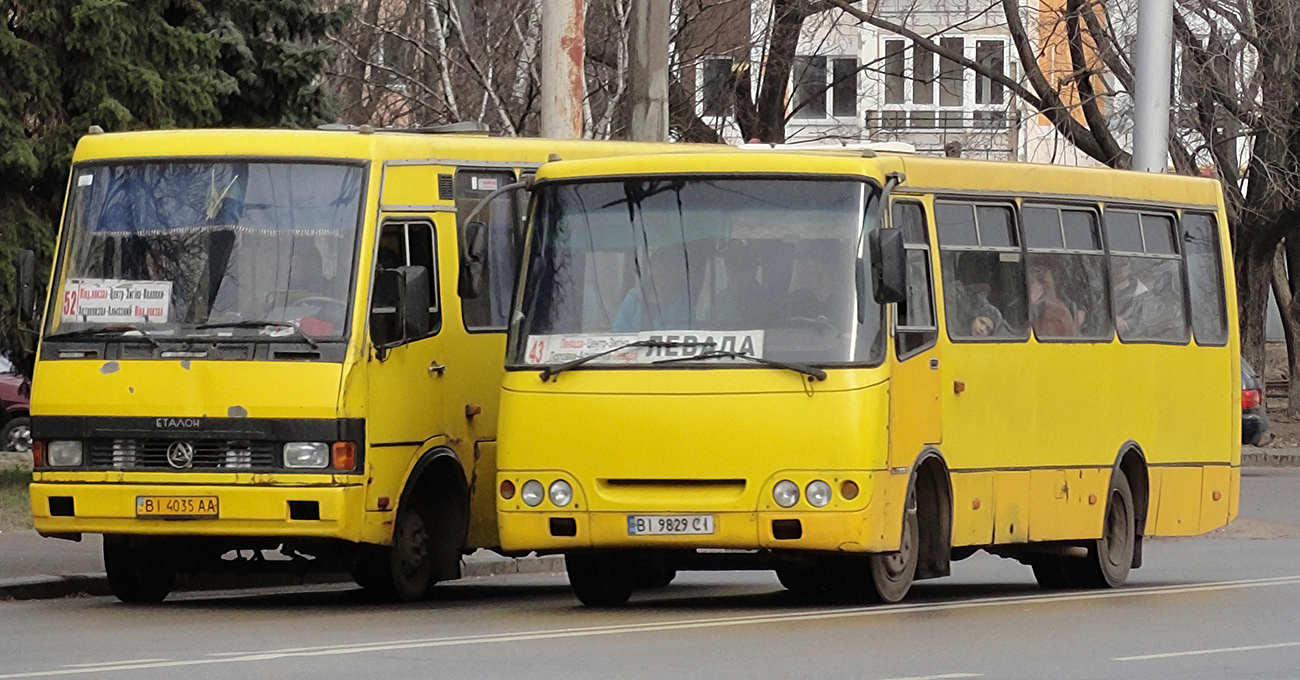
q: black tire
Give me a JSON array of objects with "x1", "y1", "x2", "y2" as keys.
[
  {"x1": 1073, "y1": 470, "x2": 1136, "y2": 588},
  {"x1": 103, "y1": 535, "x2": 175, "y2": 604},
  {"x1": 636, "y1": 566, "x2": 677, "y2": 589},
  {"x1": 865, "y1": 490, "x2": 919, "y2": 603},
  {"x1": 3, "y1": 416, "x2": 30, "y2": 454},
  {"x1": 777, "y1": 565, "x2": 829, "y2": 598},
  {"x1": 1030, "y1": 555, "x2": 1076, "y2": 589},
  {"x1": 565, "y1": 552, "x2": 635, "y2": 607},
  {"x1": 353, "y1": 496, "x2": 436, "y2": 602}
]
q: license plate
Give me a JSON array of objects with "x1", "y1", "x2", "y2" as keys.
[
  {"x1": 136, "y1": 496, "x2": 219, "y2": 519},
  {"x1": 627, "y1": 514, "x2": 714, "y2": 536}
]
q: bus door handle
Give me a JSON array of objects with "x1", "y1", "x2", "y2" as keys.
[
  {"x1": 929, "y1": 358, "x2": 939, "y2": 370},
  {"x1": 428, "y1": 361, "x2": 446, "y2": 376}
]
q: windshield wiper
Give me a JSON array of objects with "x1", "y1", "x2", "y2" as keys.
[
  {"x1": 195, "y1": 320, "x2": 319, "y2": 349},
  {"x1": 45, "y1": 325, "x2": 161, "y2": 349},
  {"x1": 652, "y1": 349, "x2": 827, "y2": 381},
  {"x1": 539, "y1": 338, "x2": 716, "y2": 382}
]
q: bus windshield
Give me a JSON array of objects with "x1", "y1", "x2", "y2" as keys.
[
  {"x1": 510, "y1": 177, "x2": 884, "y2": 368},
  {"x1": 47, "y1": 161, "x2": 365, "y2": 341}
]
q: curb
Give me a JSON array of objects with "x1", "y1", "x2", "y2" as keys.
[
  {"x1": 0, "y1": 554, "x2": 566, "y2": 601},
  {"x1": 1242, "y1": 449, "x2": 1300, "y2": 467}
]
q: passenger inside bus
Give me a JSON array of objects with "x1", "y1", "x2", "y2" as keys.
[
  {"x1": 782, "y1": 241, "x2": 850, "y2": 325},
  {"x1": 1028, "y1": 265, "x2": 1075, "y2": 337},
  {"x1": 613, "y1": 245, "x2": 693, "y2": 332},
  {"x1": 714, "y1": 241, "x2": 766, "y2": 328},
  {"x1": 1111, "y1": 259, "x2": 1157, "y2": 336}
]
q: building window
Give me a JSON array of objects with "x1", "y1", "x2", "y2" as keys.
[
  {"x1": 938, "y1": 37, "x2": 964, "y2": 106},
  {"x1": 701, "y1": 57, "x2": 733, "y2": 117},
  {"x1": 912, "y1": 44, "x2": 935, "y2": 106},
  {"x1": 975, "y1": 40, "x2": 1004, "y2": 105},
  {"x1": 832, "y1": 58, "x2": 859, "y2": 117},
  {"x1": 792, "y1": 56, "x2": 828, "y2": 118},
  {"x1": 884, "y1": 41, "x2": 905, "y2": 104}
]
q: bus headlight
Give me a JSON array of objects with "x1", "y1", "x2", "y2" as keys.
[
  {"x1": 521, "y1": 480, "x2": 545, "y2": 507},
  {"x1": 806, "y1": 480, "x2": 832, "y2": 507},
  {"x1": 283, "y1": 442, "x2": 329, "y2": 468},
  {"x1": 548, "y1": 480, "x2": 573, "y2": 507},
  {"x1": 773, "y1": 480, "x2": 799, "y2": 508},
  {"x1": 47, "y1": 441, "x2": 83, "y2": 467}
]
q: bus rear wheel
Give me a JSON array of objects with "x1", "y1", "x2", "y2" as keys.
[
  {"x1": 353, "y1": 496, "x2": 436, "y2": 602},
  {"x1": 103, "y1": 535, "x2": 175, "y2": 604},
  {"x1": 1076, "y1": 470, "x2": 1136, "y2": 588},
  {"x1": 565, "y1": 552, "x2": 635, "y2": 607}
]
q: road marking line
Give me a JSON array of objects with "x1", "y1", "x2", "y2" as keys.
[
  {"x1": 6, "y1": 574, "x2": 1300, "y2": 679},
  {"x1": 61, "y1": 661, "x2": 168, "y2": 669},
  {"x1": 876, "y1": 674, "x2": 982, "y2": 680},
  {"x1": 1115, "y1": 640, "x2": 1300, "y2": 661}
]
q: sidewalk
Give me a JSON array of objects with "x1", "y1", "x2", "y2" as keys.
[
  {"x1": 1242, "y1": 446, "x2": 1300, "y2": 467},
  {"x1": 0, "y1": 529, "x2": 563, "y2": 600}
]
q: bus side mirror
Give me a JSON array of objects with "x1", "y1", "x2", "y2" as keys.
[
  {"x1": 869, "y1": 229, "x2": 907, "y2": 304},
  {"x1": 399, "y1": 265, "x2": 431, "y2": 339},
  {"x1": 459, "y1": 220, "x2": 487, "y2": 299},
  {"x1": 370, "y1": 269, "x2": 404, "y2": 352},
  {"x1": 17, "y1": 249, "x2": 37, "y2": 323}
]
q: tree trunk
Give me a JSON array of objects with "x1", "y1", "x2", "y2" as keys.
[
  {"x1": 1237, "y1": 234, "x2": 1274, "y2": 377},
  {"x1": 1273, "y1": 243, "x2": 1300, "y2": 418}
]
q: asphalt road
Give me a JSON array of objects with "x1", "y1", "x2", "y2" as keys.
[{"x1": 3, "y1": 470, "x2": 1300, "y2": 680}]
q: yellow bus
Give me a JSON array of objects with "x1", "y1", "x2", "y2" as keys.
[
  {"x1": 23, "y1": 126, "x2": 707, "y2": 603},
  {"x1": 495, "y1": 149, "x2": 1239, "y2": 606}
]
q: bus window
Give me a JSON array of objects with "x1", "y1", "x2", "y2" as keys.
[
  {"x1": 1023, "y1": 205, "x2": 1110, "y2": 340},
  {"x1": 893, "y1": 201, "x2": 936, "y2": 357},
  {"x1": 372, "y1": 221, "x2": 440, "y2": 341},
  {"x1": 456, "y1": 170, "x2": 518, "y2": 331},
  {"x1": 936, "y1": 201, "x2": 1028, "y2": 341},
  {"x1": 1182, "y1": 212, "x2": 1228, "y2": 345},
  {"x1": 1106, "y1": 210, "x2": 1188, "y2": 343}
]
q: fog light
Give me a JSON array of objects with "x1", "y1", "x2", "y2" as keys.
[
  {"x1": 806, "y1": 480, "x2": 832, "y2": 507},
  {"x1": 773, "y1": 480, "x2": 799, "y2": 508},
  {"x1": 549, "y1": 480, "x2": 573, "y2": 507},
  {"x1": 500, "y1": 480, "x2": 516, "y2": 500},
  {"x1": 283, "y1": 442, "x2": 329, "y2": 468},
  {"x1": 47, "y1": 441, "x2": 83, "y2": 467},
  {"x1": 521, "y1": 480, "x2": 544, "y2": 507}
]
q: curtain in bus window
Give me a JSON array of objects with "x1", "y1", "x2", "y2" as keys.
[
  {"x1": 1182, "y1": 212, "x2": 1228, "y2": 345},
  {"x1": 1110, "y1": 255, "x2": 1188, "y2": 342},
  {"x1": 936, "y1": 202, "x2": 1028, "y2": 341}
]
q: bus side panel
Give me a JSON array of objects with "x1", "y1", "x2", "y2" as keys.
[
  {"x1": 1199, "y1": 464, "x2": 1232, "y2": 534},
  {"x1": 950, "y1": 471, "x2": 993, "y2": 546},
  {"x1": 467, "y1": 440, "x2": 500, "y2": 548},
  {"x1": 993, "y1": 470, "x2": 1030, "y2": 543},
  {"x1": 1028, "y1": 467, "x2": 1107, "y2": 541},
  {"x1": 1152, "y1": 466, "x2": 1203, "y2": 535}
]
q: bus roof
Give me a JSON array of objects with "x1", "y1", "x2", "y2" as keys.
[
  {"x1": 70, "y1": 128, "x2": 728, "y2": 166},
  {"x1": 535, "y1": 149, "x2": 1225, "y2": 209}
]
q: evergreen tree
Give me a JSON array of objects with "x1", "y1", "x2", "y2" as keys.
[{"x1": 0, "y1": 0, "x2": 346, "y2": 369}]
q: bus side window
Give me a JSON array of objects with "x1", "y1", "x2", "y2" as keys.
[
  {"x1": 1182, "y1": 212, "x2": 1228, "y2": 346},
  {"x1": 1023, "y1": 205, "x2": 1110, "y2": 341},
  {"x1": 456, "y1": 170, "x2": 519, "y2": 331},
  {"x1": 936, "y1": 201, "x2": 1029, "y2": 341},
  {"x1": 1105, "y1": 210, "x2": 1188, "y2": 344},
  {"x1": 372, "y1": 221, "x2": 440, "y2": 344},
  {"x1": 893, "y1": 200, "x2": 937, "y2": 358}
]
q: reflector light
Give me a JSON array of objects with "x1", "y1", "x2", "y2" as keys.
[
  {"x1": 840, "y1": 480, "x2": 859, "y2": 501},
  {"x1": 1242, "y1": 388, "x2": 1262, "y2": 410},
  {"x1": 32, "y1": 441, "x2": 44, "y2": 468},
  {"x1": 500, "y1": 480, "x2": 516, "y2": 500},
  {"x1": 331, "y1": 442, "x2": 357, "y2": 471}
]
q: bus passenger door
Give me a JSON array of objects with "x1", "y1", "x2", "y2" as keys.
[
  {"x1": 365, "y1": 218, "x2": 447, "y2": 509},
  {"x1": 888, "y1": 200, "x2": 942, "y2": 468}
]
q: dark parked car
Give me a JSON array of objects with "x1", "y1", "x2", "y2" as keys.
[
  {"x1": 1242, "y1": 359, "x2": 1270, "y2": 446},
  {"x1": 0, "y1": 354, "x2": 30, "y2": 453}
]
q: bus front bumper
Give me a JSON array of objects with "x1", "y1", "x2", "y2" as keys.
[
  {"x1": 499, "y1": 508, "x2": 899, "y2": 555},
  {"x1": 30, "y1": 482, "x2": 368, "y2": 542}
]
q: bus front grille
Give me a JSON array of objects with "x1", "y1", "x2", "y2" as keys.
[{"x1": 87, "y1": 439, "x2": 278, "y2": 470}]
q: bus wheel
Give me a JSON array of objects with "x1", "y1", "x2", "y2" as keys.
[
  {"x1": 866, "y1": 491, "x2": 919, "y2": 603},
  {"x1": 103, "y1": 535, "x2": 175, "y2": 604},
  {"x1": 354, "y1": 497, "x2": 435, "y2": 602},
  {"x1": 565, "y1": 552, "x2": 635, "y2": 607},
  {"x1": 636, "y1": 566, "x2": 677, "y2": 589},
  {"x1": 777, "y1": 566, "x2": 828, "y2": 598},
  {"x1": 1030, "y1": 556, "x2": 1075, "y2": 589},
  {"x1": 1076, "y1": 470, "x2": 1136, "y2": 588}
]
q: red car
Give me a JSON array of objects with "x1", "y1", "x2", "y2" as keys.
[{"x1": 0, "y1": 354, "x2": 30, "y2": 454}]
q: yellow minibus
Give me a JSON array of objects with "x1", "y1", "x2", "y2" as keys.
[
  {"x1": 495, "y1": 149, "x2": 1238, "y2": 606},
  {"x1": 23, "y1": 127, "x2": 705, "y2": 602}
]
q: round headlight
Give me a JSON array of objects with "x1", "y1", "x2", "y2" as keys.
[
  {"x1": 521, "y1": 480, "x2": 544, "y2": 507},
  {"x1": 806, "y1": 480, "x2": 832, "y2": 508},
  {"x1": 773, "y1": 480, "x2": 799, "y2": 508},
  {"x1": 549, "y1": 480, "x2": 573, "y2": 507}
]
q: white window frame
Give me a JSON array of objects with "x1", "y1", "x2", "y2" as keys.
[
  {"x1": 789, "y1": 54, "x2": 860, "y2": 122},
  {"x1": 875, "y1": 36, "x2": 1009, "y2": 132}
]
